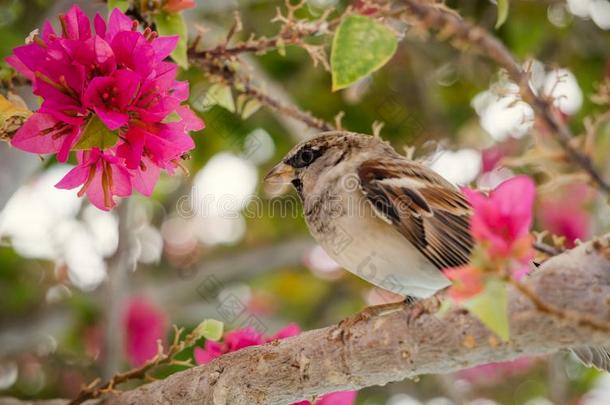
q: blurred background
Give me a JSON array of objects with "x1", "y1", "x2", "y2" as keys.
[{"x1": 1, "y1": 0, "x2": 610, "y2": 403}]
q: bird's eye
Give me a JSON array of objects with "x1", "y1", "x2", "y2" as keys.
[
  {"x1": 300, "y1": 149, "x2": 315, "y2": 165},
  {"x1": 286, "y1": 146, "x2": 323, "y2": 168}
]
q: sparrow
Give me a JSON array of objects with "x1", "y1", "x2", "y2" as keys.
[{"x1": 265, "y1": 131, "x2": 474, "y2": 300}]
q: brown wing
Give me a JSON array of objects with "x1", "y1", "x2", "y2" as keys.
[{"x1": 357, "y1": 158, "x2": 473, "y2": 270}]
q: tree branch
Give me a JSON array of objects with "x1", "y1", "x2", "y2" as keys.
[
  {"x1": 397, "y1": 0, "x2": 610, "y2": 194},
  {"x1": 87, "y1": 236, "x2": 610, "y2": 404}
]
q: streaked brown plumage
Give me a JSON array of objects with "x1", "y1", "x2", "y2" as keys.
[{"x1": 266, "y1": 131, "x2": 474, "y2": 298}]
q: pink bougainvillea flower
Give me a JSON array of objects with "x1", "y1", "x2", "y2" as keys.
[
  {"x1": 194, "y1": 324, "x2": 300, "y2": 365},
  {"x1": 56, "y1": 149, "x2": 132, "y2": 211},
  {"x1": 82, "y1": 69, "x2": 141, "y2": 130},
  {"x1": 194, "y1": 324, "x2": 356, "y2": 405},
  {"x1": 122, "y1": 297, "x2": 167, "y2": 367},
  {"x1": 7, "y1": 5, "x2": 203, "y2": 210},
  {"x1": 463, "y1": 176, "x2": 535, "y2": 261},
  {"x1": 10, "y1": 113, "x2": 83, "y2": 162},
  {"x1": 162, "y1": 0, "x2": 196, "y2": 13},
  {"x1": 458, "y1": 357, "x2": 536, "y2": 386},
  {"x1": 538, "y1": 182, "x2": 592, "y2": 248},
  {"x1": 445, "y1": 265, "x2": 484, "y2": 302}
]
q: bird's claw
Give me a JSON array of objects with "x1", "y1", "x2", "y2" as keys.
[{"x1": 334, "y1": 299, "x2": 410, "y2": 342}]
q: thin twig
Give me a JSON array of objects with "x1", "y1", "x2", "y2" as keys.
[
  {"x1": 398, "y1": 0, "x2": 610, "y2": 194},
  {"x1": 193, "y1": 60, "x2": 335, "y2": 132},
  {"x1": 239, "y1": 82, "x2": 335, "y2": 132},
  {"x1": 533, "y1": 241, "x2": 563, "y2": 257},
  {"x1": 510, "y1": 278, "x2": 610, "y2": 333},
  {"x1": 69, "y1": 325, "x2": 200, "y2": 405}
]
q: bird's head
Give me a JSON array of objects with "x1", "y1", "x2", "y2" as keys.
[{"x1": 264, "y1": 131, "x2": 392, "y2": 197}]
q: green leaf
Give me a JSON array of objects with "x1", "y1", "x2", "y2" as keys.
[
  {"x1": 73, "y1": 115, "x2": 119, "y2": 150},
  {"x1": 495, "y1": 0, "x2": 509, "y2": 29},
  {"x1": 155, "y1": 12, "x2": 188, "y2": 69},
  {"x1": 107, "y1": 0, "x2": 130, "y2": 13},
  {"x1": 162, "y1": 111, "x2": 182, "y2": 123},
  {"x1": 331, "y1": 14, "x2": 398, "y2": 91},
  {"x1": 206, "y1": 84, "x2": 236, "y2": 112},
  {"x1": 463, "y1": 278, "x2": 510, "y2": 341},
  {"x1": 237, "y1": 94, "x2": 261, "y2": 119},
  {"x1": 193, "y1": 319, "x2": 224, "y2": 341}
]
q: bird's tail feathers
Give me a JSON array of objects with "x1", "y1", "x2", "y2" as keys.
[{"x1": 572, "y1": 345, "x2": 610, "y2": 372}]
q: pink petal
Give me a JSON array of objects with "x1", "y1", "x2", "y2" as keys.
[
  {"x1": 55, "y1": 165, "x2": 90, "y2": 190},
  {"x1": 491, "y1": 176, "x2": 535, "y2": 240},
  {"x1": 107, "y1": 8, "x2": 135, "y2": 41},
  {"x1": 5, "y1": 55, "x2": 34, "y2": 81},
  {"x1": 39, "y1": 104, "x2": 86, "y2": 127},
  {"x1": 268, "y1": 324, "x2": 301, "y2": 341},
  {"x1": 194, "y1": 347, "x2": 216, "y2": 365},
  {"x1": 83, "y1": 76, "x2": 114, "y2": 107},
  {"x1": 113, "y1": 69, "x2": 141, "y2": 107},
  {"x1": 94, "y1": 107, "x2": 129, "y2": 130},
  {"x1": 94, "y1": 13, "x2": 107, "y2": 38},
  {"x1": 151, "y1": 62, "x2": 178, "y2": 89},
  {"x1": 79, "y1": 154, "x2": 132, "y2": 210},
  {"x1": 41, "y1": 20, "x2": 56, "y2": 41},
  {"x1": 111, "y1": 31, "x2": 155, "y2": 77},
  {"x1": 138, "y1": 96, "x2": 181, "y2": 123},
  {"x1": 11, "y1": 113, "x2": 65, "y2": 155},
  {"x1": 315, "y1": 391, "x2": 357, "y2": 405},
  {"x1": 146, "y1": 125, "x2": 195, "y2": 163},
  {"x1": 225, "y1": 328, "x2": 264, "y2": 351},
  {"x1": 69, "y1": 36, "x2": 115, "y2": 77},
  {"x1": 132, "y1": 160, "x2": 161, "y2": 196},
  {"x1": 119, "y1": 127, "x2": 146, "y2": 169},
  {"x1": 171, "y1": 81, "x2": 190, "y2": 102},
  {"x1": 111, "y1": 163, "x2": 133, "y2": 197},
  {"x1": 63, "y1": 5, "x2": 92, "y2": 40},
  {"x1": 34, "y1": 80, "x2": 79, "y2": 109},
  {"x1": 176, "y1": 106, "x2": 204, "y2": 131},
  {"x1": 84, "y1": 161, "x2": 109, "y2": 210},
  {"x1": 12, "y1": 43, "x2": 47, "y2": 76},
  {"x1": 152, "y1": 36, "x2": 179, "y2": 62},
  {"x1": 93, "y1": 36, "x2": 116, "y2": 73},
  {"x1": 57, "y1": 126, "x2": 81, "y2": 163}
]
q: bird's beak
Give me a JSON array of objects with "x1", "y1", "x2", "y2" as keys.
[{"x1": 264, "y1": 162, "x2": 294, "y2": 196}]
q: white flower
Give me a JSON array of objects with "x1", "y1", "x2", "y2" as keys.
[
  {"x1": 472, "y1": 64, "x2": 583, "y2": 142},
  {"x1": 590, "y1": 0, "x2": 610, "y2": 29},
  {"x1": 429, "y1": 149, "x2": 482, "y2": 185},
  {"x1": 472, "y1": 83, "x2": 534, "y2": 142},
  {"x1": 567, "y1": 0, "x2": 591, "y2": 17},
  {"x1": 543, "y1": 69, "x2": 583, "y2": 115},
  {"x1": 566, "y1": 0, "x2": 610, "y2": 29}
]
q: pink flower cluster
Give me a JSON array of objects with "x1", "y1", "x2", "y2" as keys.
[
  {"x1": 195, "y1": 325, "x2": 357, "y2": 405},
  {"x1": 7, "y1": 6, "x2": 203, "y2": 210},
  {"x1": 446, "y1": 176, "x2": 536, "y2": 301},
  {"x1": 123, "y1": 297, "x2": 167, "y2": 367}
]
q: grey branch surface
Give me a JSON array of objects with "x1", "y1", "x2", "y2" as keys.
[{"x1": 3, "y1": 237, "x2": 610, "y2": 404}]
